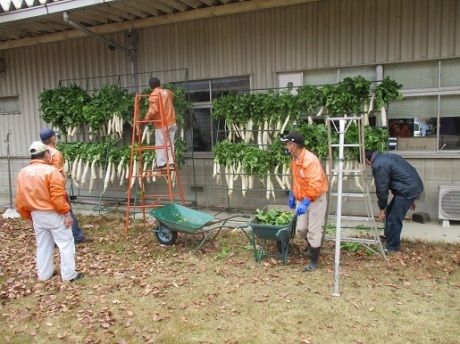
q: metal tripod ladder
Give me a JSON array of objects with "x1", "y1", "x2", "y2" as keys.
[
  {"x1": 324, "y1": 116, "x2": 386, "y2": 297},
  {"x1": 124, "y1": 93, "x2": 185, "y2": 234}
]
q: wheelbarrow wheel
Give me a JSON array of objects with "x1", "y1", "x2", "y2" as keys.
[{"x1": 155, "y1": 225, "x2": 178, "y2": 245}]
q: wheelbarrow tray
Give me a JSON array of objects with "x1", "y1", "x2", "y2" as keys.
[
  {"x1": 248, "y1": 205, "x2": 296, "y2": 265},
  {"x1": 150, "y1": 204, "x2": 214, "y2": 234},
  {"x1": 249, "y1": 205, "x2": 296, "y2": 240}
]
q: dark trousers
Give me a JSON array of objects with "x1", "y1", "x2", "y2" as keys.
[{"x1": 385, "y1": 196, "x2": 417, "y2": 251}]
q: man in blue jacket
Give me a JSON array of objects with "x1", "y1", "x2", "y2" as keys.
[{"x1": 364, "y1": 150, "x2": 424, "y2": 253}]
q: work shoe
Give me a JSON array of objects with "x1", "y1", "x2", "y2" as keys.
[
  {"x1": 75, "y1": 237, "x2": 93, "y2": 244},
  {"x1": 69, "y1": 272, "x2": 85, "y2": 282},
  {"x1": 168, "y1": 164, "x2": 175, "y2": 169},
  {"x1": 302, "y1": 247, "x2": 321, "y2": 272}
]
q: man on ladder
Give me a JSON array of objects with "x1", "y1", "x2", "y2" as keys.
[{"x1": 145, "y1": 77, "x2": 177, "y2": 169}]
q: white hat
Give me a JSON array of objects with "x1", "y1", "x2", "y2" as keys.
[{"x1": 29, "y1": 141, "x2": 48, "y2": 156}]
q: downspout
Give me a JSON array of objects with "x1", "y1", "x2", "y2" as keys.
[{"x1": 63, "y1": 11, "x2": 136, "y2": 88}]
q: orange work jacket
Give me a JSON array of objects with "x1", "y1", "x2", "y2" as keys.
[
  {"x1": 46, "y1": 145, "x2": 65, "y2": 174},
  {"x1": 290, "y1": 148, "x2": 328, "y2": 202},
  {"x1": 15, "y1": 160, "x2": 70, "y2": 220},
  {"x1": 145, "y1": 87, "x2": 176, "y2": 128}
]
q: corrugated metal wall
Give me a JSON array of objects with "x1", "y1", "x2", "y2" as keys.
[{"x1": 1, "y1": 0, "x2": 458, "y2": 157}]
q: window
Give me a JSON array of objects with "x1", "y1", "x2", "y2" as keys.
[
  {"x1": 385, "y1": 59, "x2": 460, "y2": 151},
  {"x1": 0, "y1": 96, "x2": 20, "y2": 114},
  {"x1": 176, "y1": 76, "x2": 251, "y2": 152}
]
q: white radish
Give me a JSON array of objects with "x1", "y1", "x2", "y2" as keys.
[
  {"x1": 274, "y1": 165, "x2": 285, "y2": 189},
  {"x1": 280, "y1": 114, "x2": 290, "y2": 135},
  {"x1": 110, "y1": 161, "x2": 116, "y2": 183},
  {"x1": 80, "y1": 160, "x2": 90, "y2": 186},
  {"x1": 241, "y1": 172, "x2": 247, "y2": 197},
  {"x1": 380, "y1": 106, "x2": 387, "y2": 127},
  {"x1": 129, "y1": 160, "x2": 137, "y2": 191},
  {"x1": 99, "y1": 165, "x2": 104, "y2": 180},
  {"x1": 142, "y1": 126, "x2": 149, "y2": 143},
  {"x1": 71, "y1": 157, "x2": 78, "y2": 180},
  {"x1": 117, "y1": 157, "x2": 125, "y2": 178},
  {"x1": 71, "y1": 125, "x2": 78, "y2": 136},
  {"x1": 316, "y1": 106, "x2": 324, "y2": 117},
  {"x1": 103, "y1": 160, "x2": 112, "y2": 194},
  {"x1": 88, "y1": 159, "x2": 98, "y2": 193},
  {"x1": 368, "y1": 94, "x2": 374, "y2": 114},
  {"x1": 248, "y1": 174, "x2": 254, "y2": 189}
]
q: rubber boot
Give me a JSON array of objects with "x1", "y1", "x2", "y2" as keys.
[
  {"x1": 302, "y1": 247, "x2": 320, "y2": 272},
  {"x1": 301, "y1": 239, "x2": 311, "y2": 258}
]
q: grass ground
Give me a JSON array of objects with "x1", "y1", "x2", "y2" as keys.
[{"x1": 0, "y1": 214, "x2": 459, "y2": 344}]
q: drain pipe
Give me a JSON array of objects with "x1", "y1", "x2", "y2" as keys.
[
  {"x1": 63, "y1": 12, "x2": 133, "y2": 58},
  {"x1": 63, "y1": 11, "x2": 136, "y2": 89}
]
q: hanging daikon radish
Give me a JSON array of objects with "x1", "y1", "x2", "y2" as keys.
[
  {"x1": 119, "y1": 167, "x2": 125, "y2": 186},
  {"x1": 246, "y1": 174, "x2": 253, "y2": 190},
  {"x1": 257, "y1": 126, "x2": 263, "y2": 150},
  {"x1": 262, "y1": 120, "x2": 269, "y2": 150},
  {"x1": 246, "y1": 118, "x2": 254, "y2": 142},
  {"x1": 117, "y1": 157, "x2": 125, "y2": 178},
  {"x1": 316, "y1": 106, "x2": 324, "y2": 117},
  {"x1": 109, "y1": 161, "x2": 116, "y2": 183},
  {"x1": 75, "y1": 156, "x2": 84, "y2": 182},
  {"x1": 143, "y1": 161, "x2": 150, "y2": 183},
  {"x1": 226, "y1": 165, "x2": 233, "y2": 198},
  {"x1": 307, "y1": 116, "x2": 313, "y2": 125},
  {"x1": 88, "y1": 158, "x2": 99, "y2": 193},
  {"x1": 142, "y1": 126, "x2": 149, "y2": 143},
  {"x1": 71, "y1": 157, "x2": 78, "y2": 181},
  {"x1": 128, "y1": 160, "x2": 137, "y2": 191},
  {"x1": 280, "y1": 114, "x2": 290, "y2": 135},
  {"x1": 266, "y1": 174, "x2": 272, "y2": 200},
  {"x1": 380, "y1": 106, "x2": 387, "y2": 127},
  {"x1": 80, "y1": 160, "x2": 90, "y2": 186},
  {"x1": 99, "y1": 164, "x2": 104, "y2": 180},
  {"x1": 102, "y1": 160, "x2": 112, "y2": 194},
  {"x1": 107, "y1": 118, "x2": 112, "y2": 135},
  {"x1": 274, "y1": 165, "x2": 285, "y2": 189},
  {"x1": 241, "y1": 172, "x2": 247, "y2": 197},
  {"x1": 234, "y1": 161, "x2": 241, "y2": 181}
]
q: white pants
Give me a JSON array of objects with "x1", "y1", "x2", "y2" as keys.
[
  {"x1": 31, "y1": 210, "x2": 77, "y2": 281},
  {"x1": 296, "y1": 193, "x2": 327, "y2": 247},
  {"x1": 155, "y1": 123, "x2": 177, "y2": 166}
]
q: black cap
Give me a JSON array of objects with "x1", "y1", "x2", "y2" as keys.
[
  {"x1": 149, "y1": 77, "x2": 160, "y2": 89},
  {"x1": 39, "y1": 128, "x2": 58, "y2": 141},
  {"x1": 280, "y1": 132, "x2": 304, "y2": 146}
]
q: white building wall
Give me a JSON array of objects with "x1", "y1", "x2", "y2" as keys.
[{"x1": 0, "y1": 0, "x2": 459, "y2": 216}]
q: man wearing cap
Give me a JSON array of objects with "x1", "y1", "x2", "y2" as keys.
[
  {"x1": 15, "y1": 141, "x2": 84, "y2": 282},
  {"x1": 144, "y1": 77, "x2": 177, "y2": 169},
  {"x1": 281, "y1": 132, "x2": 328, "y2": 272},
  {"x1": 40, "y1": 128, "x2": 91, "y2": 244}
]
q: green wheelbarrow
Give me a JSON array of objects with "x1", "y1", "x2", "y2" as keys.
[
  {"x1": 150, "y1": 204, "x2": 249, "y2": 251},
  {"x1": 249, "y1": 205, "x2": 297, "y2": 265}
]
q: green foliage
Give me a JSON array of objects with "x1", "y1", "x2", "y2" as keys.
[
  {"x1": 255, "y1": 208, "x2": 294, "y2": 226},
  {"x1": 82, "y1": 85, "x2": 134, "y2": 132},
  {"x1": 374, "y1": 77, "x2": 405, "y2": 109},
  {"x1": 38, "y1": 84, "x2": 90, "y2": 133}
]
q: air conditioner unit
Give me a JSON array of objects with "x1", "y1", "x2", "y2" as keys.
[{"x1": 438, "y1": 186, "x2": 460, "y2": 226}]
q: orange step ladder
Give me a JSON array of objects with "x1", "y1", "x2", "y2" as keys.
[{"x1": 124, "y1": 93, "x2": 185, "y2": 234}]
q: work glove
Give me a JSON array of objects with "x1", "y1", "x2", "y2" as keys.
[
  {"x1": 296, "y1": 198, "x2": 311, "y2": 216},
  {"x1": 288, "y1": 191, "x2": 296, "y2": 209}
]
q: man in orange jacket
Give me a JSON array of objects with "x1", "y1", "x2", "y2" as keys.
[
  {"x1": 40, "y1": 128, "x2": 91, "y2": 244},
  {"x1": 15, "y1": 141, "x2": 84, "y2": 282},
  {"x1": 281, "y1": 132, "x2": 328, "y2": 272},
  {"x1": 145, "y1": 77, "x2": 177, "y2": 169}
]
